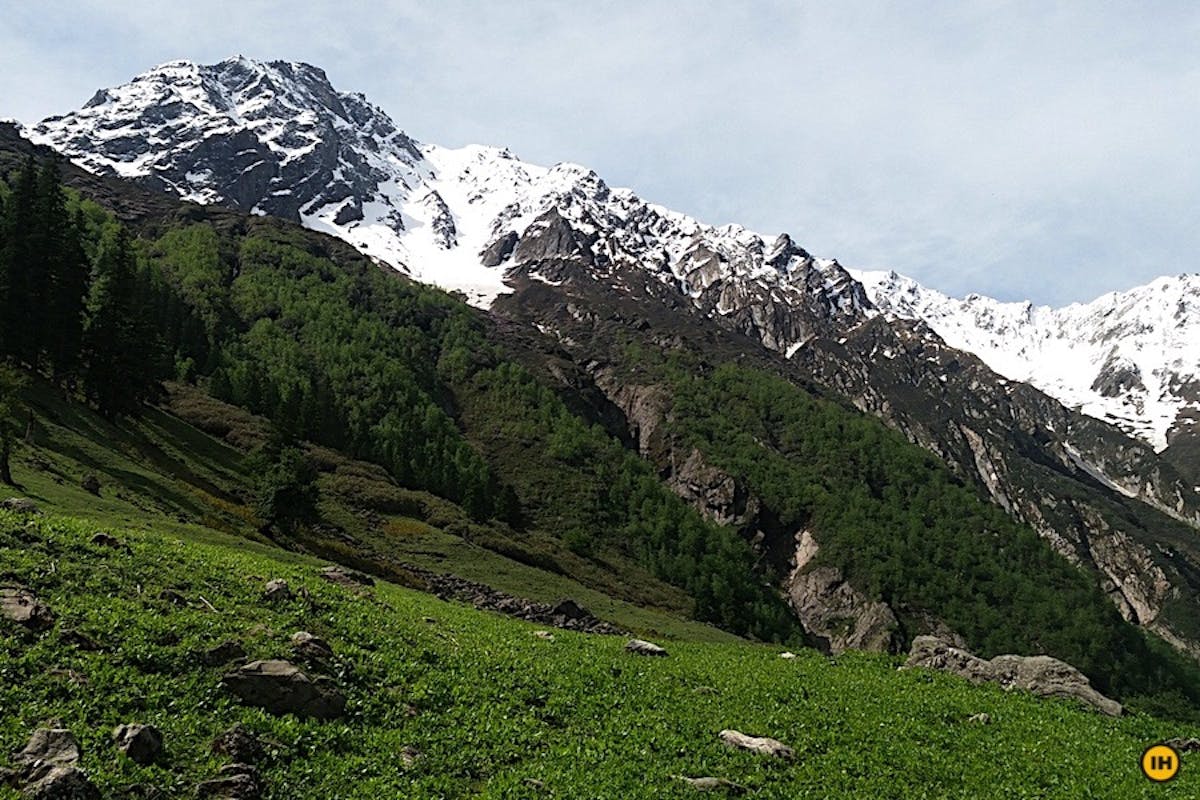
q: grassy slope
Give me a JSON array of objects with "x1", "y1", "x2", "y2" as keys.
[
  {"x1": 3, "y1": 510, "x2": 1199, "y2": 799},
  {"x1": 9, "y1": 377, "x2": 728, "y2": 643}
]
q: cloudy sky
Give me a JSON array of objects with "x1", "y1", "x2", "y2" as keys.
[{"x1": 2, "y1": 1, "x2": 1197, "y2": 305}]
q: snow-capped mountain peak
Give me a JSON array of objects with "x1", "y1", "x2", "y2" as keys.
[
  {"x1": 854, "y1": 269, "x2": 1200, "y2": 451},
  {"x1": 28, "y1": 57, "x2": 869, "y2": 323}
]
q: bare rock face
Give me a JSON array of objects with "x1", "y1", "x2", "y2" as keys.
[
  {"x1": 717, "y1": 729, "x2": 793, "y2": 759},
  {"x1": 625, "y1": 639, "x2": 669, "y2": 657},
  {"x1": 904, "y1": 635, "x2": 1123, "y2": 716},
  {"x1": 668, "y1": 449, "x2": 761, "y2": 532},
  {"x1": 221, "y1": 659, "x2": 346, "y2": 720},
  {"x1": 785, "y1": 532, "x2": 899, "y2": 654},
  {"x1": 112, "y1": 724, "x2": 163, "y2": 765},
  {"x1": 0, "y1": 588, "x2": 55, "y2": 631}
]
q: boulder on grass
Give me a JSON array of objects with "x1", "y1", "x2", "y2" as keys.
[
  {"x1": 625, "y1": 639, "x2": 668, "y2": 657},
  {"x1": 718, "y1": 729, "x2": 794, "y2": 759},
  {"x1": 904, "y1": 636, "x2": 1122, "y2": 717},
  {"x1": 197, "y1": 763, "x2": 261, "y2": 799},
  {"x1": 221, "y1": 660, "x2": 345, "y2": 720},
  {"x1": 1, "y1": 588, "x2": 54, "y2": 631},
  {"x1": 0, "y1": 498, "x2": 41, "y2": 515},
  {"x1": 112, "y1": 724, "x2": 163, "y2": 765}
]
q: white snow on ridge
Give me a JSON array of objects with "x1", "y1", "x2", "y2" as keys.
[{"x1": 853, "y1": 269, "x2": 1200, "y2": 451}]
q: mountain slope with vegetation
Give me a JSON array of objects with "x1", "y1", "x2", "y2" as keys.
[
  {"x1": 4, "y1": 509, "x2": 1200, "y2": 799},
  {"x1": 2, "y1": 124, "x2": 1199, "y2": 726}
]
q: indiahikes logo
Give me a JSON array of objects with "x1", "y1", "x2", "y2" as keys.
[{"x1": 1141, "y1": 743, "x2": 1181, "y2": 783}]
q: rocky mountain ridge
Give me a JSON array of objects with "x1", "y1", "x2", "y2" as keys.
[{"x1": 856, "y1": 269, "x2": 1200, "y2": 456}]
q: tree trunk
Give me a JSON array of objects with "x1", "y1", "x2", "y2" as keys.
[{"x1": 0, "y1": 440, "x2": 12, "y2": 486}]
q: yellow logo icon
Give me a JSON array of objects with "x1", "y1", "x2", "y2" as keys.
[{"x1": 1142, "y1": 744, "x2": 1181, "y2": 782}]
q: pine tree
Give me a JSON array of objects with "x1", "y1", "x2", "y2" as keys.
[
  {"x1": 43, "y1": 179, "x2": 89, "y2": 380},
  {"x1": 82, "y1": 226, "x2": 143, "y2": 416},
  {"x1": 0, "y1": 362, "x2": 27, "y2": 485},
  {"x1": 1, "y1": 159, "x2": 37, "y2": 361}
]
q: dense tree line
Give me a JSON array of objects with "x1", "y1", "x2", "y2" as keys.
[
  {"x1": 0, "y1": 158, "x2": 167, "y2": 416},
  {"x1": 666, "y1": 359, "x2": 1200, "y2": 715}
]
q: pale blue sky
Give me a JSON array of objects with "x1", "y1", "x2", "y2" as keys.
[{"x1": 2, "y1": 1, "x2": 1197, "y2": 305}]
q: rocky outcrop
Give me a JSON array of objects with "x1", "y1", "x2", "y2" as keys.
[
  {"x1": 317, "y1": 565, "x2": 374, "y2": 589},
  {"x1": 0, "y1": 498, "x2": 40, "y2": 514},
  {"x1": 423, "y1": 570, "x2": 623, "y2": 634},
  {"x1": 8, "y1": 728, "x2": 99, "y2": 800},
  {"x1": 210, "y1": 725, "x2": 265, "y2": 765},
  {"x1": 718, "y1": 730, "x2": 793, "y2": 759},
  {"x1": 14, "y1": 729, "x2": 81, "y2": 767},
  {"x1": 668, "y1": 448, "x2": 761, "y2": 532},
  {"x1": 262, "y1": 579, "x2": 292, "y2": 602},
  {"x1": 221, "y1": 660, "x2": 346, "y2": 720},
  {"x1": 675, "y1": 775, "x2": 748, "y2": 794},
  {"x1": 1, "y1": 587, "x2": 55, "y2": 631},
  {"x1": 625, "y1": 639, "x2": 668, "y2": 657},
  {"x1": 112, "y1": 724, "x2": 163, "y2": 766},
  {"x1": 904, "y1": 635, "x2": 1122, "y2": 716},
  {"x1": 785, "y1": 531, "x2": 900, "y2": 654},
  {"x1": 197, "y1": 763, "x2": 262, "y2": 800},
  {"x1": 290, "y1": 631, "x2": 333, "y2": 661}
]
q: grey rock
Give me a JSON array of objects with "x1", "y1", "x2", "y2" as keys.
[
  {"x1": 14, "y1": 728, "x2": 80, "y2": 766},
  {"x1": 399, "y1": 745, "x2": 421, "y2": 767},
  {"x1": 548, "y1": 599, "x2": 587, "y2": 621},
  {"x1": 80, "y1": 475, "x2": 101, "y2": 496},
  {"x1": 20, "y1": 765, "x2": 100, "y2": 800},
  {"x1": 904, "y1": 636, "x2": 1123, "y2": 716},
  {"x1": 625, "y1": 639, "x2": 668, "y2": 657},
  {"x1": 1165, "y1": 737, "x2": 1200, "y2": 753},
  {"x1": 197, "y1": 763, "x2": 261, "y2": 800},
  {"x1": 262, "y1": 579, "x2": 292, "y2": 602},
  {"x1": 718, "y1": 729, "x2": 794, "y2": 759},
  {"x1": 112, "y1": 724, "x2": 162, "y2": 765},
  {"x1": 1, "y1": 498, "x2": 41, "y2": 514},
  {"x1": 512, "y1": 208, "x2": 595, "y2": 266},
  {"x1": 290, "y1": 631, "x2": 333, "y2": 660},
  {"x1": 210, "y1": 724, "x2": 265, "y2": 765},
  {"x1": 1, "y1": 588, "x2": 55, "y2": 631},
  {"x1": 675, "y1": 775, "x2": 748, "y2": 794},
  {"x1": 201, "y1": 640, "x2": 246, "y2": 666},
  {"x1": 786, "y1": 545, "x2": 900, "y2": 655},
  {"x1": 318, "y1": 565, "x2": 374, "y2": 588},
  {"x1": 480, "y1": 231, "x2": 519, "y2": 266},
  {"x1": 221, "y1": 659, "x2": 346, "y2": 719}
]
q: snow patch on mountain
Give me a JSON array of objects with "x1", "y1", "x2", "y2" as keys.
[{"x1": 854, "y1": 270, "x2": 1200, "y2": 450}]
